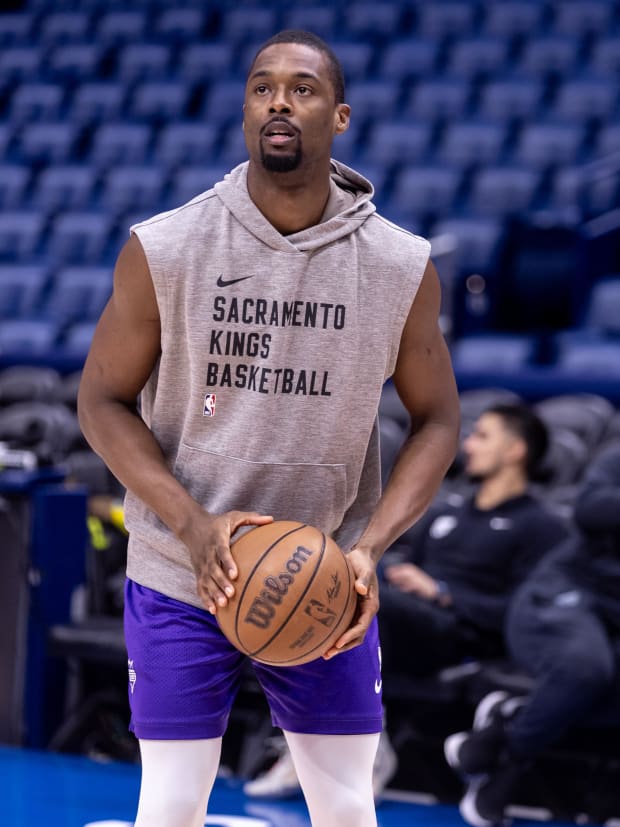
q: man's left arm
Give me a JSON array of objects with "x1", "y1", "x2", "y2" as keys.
[{"x1": 325, "y1": 258, "x2": 460, "y2": 655}]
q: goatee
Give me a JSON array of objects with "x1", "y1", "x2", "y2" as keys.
[{"x1": 261, "y1": 146, "x2": 302, "y2": 172}]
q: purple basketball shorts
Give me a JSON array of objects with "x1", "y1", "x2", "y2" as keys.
[{"x1": 124, "y1": 579, "x2": 384, "y2": 740}]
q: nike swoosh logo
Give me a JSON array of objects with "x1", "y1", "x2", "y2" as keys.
[
  {"x1": 216, "y1": 274, "x2": 256, "y2": 287},
  {"x1": 374, "y1": 679, "x2": 382, "y2": 694}
]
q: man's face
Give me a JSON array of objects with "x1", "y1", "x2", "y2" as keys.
[
  {"x1": 243, "y1": 43, "x2": 349, "y2": 173},
  {"x1": 462, "y1": 413, "x2": 523, "y2": 480}
]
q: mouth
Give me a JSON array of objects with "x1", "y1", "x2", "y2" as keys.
[{"x1": 261, "y1": 119, "x2": 298, "y2": 147}]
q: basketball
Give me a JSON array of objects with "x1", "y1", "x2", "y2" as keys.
[{"x1": 216, "y1": 520, "x2": 357, "y2": 666}]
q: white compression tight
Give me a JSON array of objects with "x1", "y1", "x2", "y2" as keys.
[{"x1": 133, "y1": 731, "x2": 379, "y2": 827}]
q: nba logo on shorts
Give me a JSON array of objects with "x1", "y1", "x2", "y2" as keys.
[{"x1": 203, "y1": 393, "x2": 216, "y2": 417}]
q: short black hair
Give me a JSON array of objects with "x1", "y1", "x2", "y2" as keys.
[
  {"x1": 249, "y1": 30, "x2": 345, "y2": 105},
  {"x1": 486, "y1": 403, "x2": 549, "y2": 479}
]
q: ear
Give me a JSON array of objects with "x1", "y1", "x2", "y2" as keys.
[{"x1": 334, "y1": 103, "x2": 350, "y2": 135}]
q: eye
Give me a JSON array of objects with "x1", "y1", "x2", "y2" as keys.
[
  {"x1": 296, "y1": 85, "x2": 312, "y2": 96},
  {"x1": 255, "y1": 84, "x2": 269, "y2": 95}
]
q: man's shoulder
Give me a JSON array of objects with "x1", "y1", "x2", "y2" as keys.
[
  {"x1": 132, "y1": 189, "x2": 219, "y2": 234},
  {"x1": 367, "y1": 210, "x2": 432, "y2": 252}
]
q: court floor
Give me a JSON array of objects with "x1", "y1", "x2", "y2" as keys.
[{"x1": 0, "y1": 745, "x2": 598, "y2": 827}]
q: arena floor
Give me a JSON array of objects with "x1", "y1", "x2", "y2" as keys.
[{"x1": 0, "y1": 744, "x2": 598, "y2": 827}]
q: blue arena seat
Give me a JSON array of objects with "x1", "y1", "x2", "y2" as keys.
[
  {"x1": 44, "y1": 267, "x2": 112, "y2": 324},
  {"x1": 416, "y1": 2, "x2": 479, "y2": 38},
  {"x1": 0, "y1": 211, "x2": 45, "y2": 261},
  {"x1": 345, "y1": 80, "x2": 401, "y2": 123},
  {"x1": 551, "y1": 0, "x2": 614, "y2": 36},
  {"x1": 466, "y1": 166, "x2": 540, "y2": 216},
  {"x1": 70, "y1": 83, "x2": 127, "y2": 125},
  {"x1": 0, "y1": 124, "x2": 13, "y2": 159},
  {"x1": 61, "y1": 320, "x2": 98, "y2": 357},
  {"x1": 595, "y1": 123, "x2": 620, "y2": 159},
  {"x1": 516, "y1": 35, "x2": 581, "y2": 77},
  {"x1": 405, "y1": 79, "x2": 471, "y2": 122},
  {"x1": 116, "y1": 44, "x2": 171, "y2": 83},
  {"x1": 48, "y1": 44, "x2": 103, "y2": 80},
  {"x1": 378, "y1": 38, "x2": 439, "y2": 81},
  {"x1": 33, "y1": 165, "x2": 98, "y2": 213},
  {"x1": 130, "y1": 81, "x2": 191, "y2": 123},
  {"x1": 584, "y1": 276, "x2": 620, "y2": 336},
  {"x1": 0, "y1": 13, "x2": 35, "y2": 46},
  {"x1": 96, "y1": 11, "x2": 147, "y2": 44},
  {"x1": 512, "y1": 122, "x2": 586, "y2": 169},
  {"x1": 343, "y1": 3, "x2": 403, "y2": 38},
  {"x1": 281, "y1": 7, "x2": 337, "y2": 40},
  {"x1": 154, "y1": 8, "x2": 206, "y2": 43},
  {"x1": 390, "y1": 166, "x2": 462, "y2": 222},
  {"x1": 217, "y1": 127, "x2": 250, "y2": 167},
  {"x1": 100, "y1": 166, "x2": 167, "y2": 216},
  {"x1": 201, "y1": 80, "x2": 247, "y2": 128},
  {"x1": 168, "y1": 166, "x2": 229, "y2": 207},
  {"x1": 179, "y1": 43, "x2": 234, "y2": 82},
  {"x1": 326, "y1": 42, "x2": 374, "y2": 82},
  {"x1": 363, "y1": 120, "x2": 432, "y2": 169},
  {"x1": 331, "y1": 121, "x2": 364, "y2": 165},
  {"x1": 553, "y1": 340, "x2": 620, "y2": 377},
  {"x1": 0, "y1": 46, "x2": 42, "y2": 83},
  {"x1": 0, "y1": 266, "x2": 48, "y2": 319},
  {"x1": 551, "y1": 76, "x2": 619, "y2": 122},
  {"x1": 450, "y1": 333, "x2": 538, "y2": 373},
  {"x1": 444, "y1": 37, "x2": 510, "y2": 79},
  {"x1": 0, "y1": 165, "x2": 31, "y2": 209},
  {"x1": 436, "y1": 121, "x2": 507, "y2": 168},
  {"x1": 9, "y1": 83, "x2": 65, "y2": 124},
  {"x1": 90, "y1": 123, "x2": 152, "y2": 169},
  {"x1": 155, "y1": 122, "x2": 219, "y2": 170},
  {"x1": 588, "y1": 37, "x2": 620, "y2": 75},
  {"x1": 429, "y1": 217, "x2": 505, "y2": 274},
  {"x1": 0, "y1": 319, "x2": 59, "y2": 354},
  {"x1": 17, "y1": 122, "x2": 79, "y2": 164},
  {"x1": 221, "y1": 8, "x2": 279, "y2": 44},
  {"x1": 547, "y1": 166, "x2": 619, "y2": 217},
  {"x1": 47, "y1": 211, "x2": 114, "y2": 266},
  {"x1": 39, "y1": 11, "x2": 90, "y2": 45},
  {"x1": 476, "y1": 77, "x2": 545, "y2": 122},
  {"x1": 481, "y1": 0, "x2": 547, "y2": 37}
]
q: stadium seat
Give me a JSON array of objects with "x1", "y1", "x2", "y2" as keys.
[
  {"x1": 9, "y1": 82, "x2": 64, "y2": 124},
  {"x1": 168, "y1": 166, "x2": 229, "y2": 207},
  {"x1": 33, "y1": 165, "x2": 98, "y2": 214},
  {"x1": 331, "y1": 121, "x2": 364, "y2": 165},
  {"x1": 588, "y1": 37, "x2": 620, "y2": 75},
  {"x1": 547, "y1": 166, "x2": 618, "y2": 217},
  {"x1": 116, "y1": 44, "x2": 171, "y2": 83},
  {"x1": 201, "y1": 80, "x2": 247, "y2": 128},
  {"x1": 218, "y1": 127, "x2": 250, "y2": 167},
  {"x1": 436, "y1": 121, "x2": 506, "y2": 168},
  {"x1": 39, "y1": 11, "x2": 90, "y2": 44},
  {"x1": 44, "y1": 267, "x2": 112, "y2": 324},
  {"x1": 70, "y1": 83, "x2": 127, "y2": 125},
  {"x1": 48, "y1": 43, "x2": 102, "y2": 80},
  {"x1": 536, "y1": 393, "x2": 617, "y2": 450},
  {"x1": 130, "y1": 81, "x2": 191, "y2": 123},
  {"x1": 90, "y1": 123, "x2": 152, "y2": 169},
  {"x1": 476, "y1": 77, "x2": 545, "y2": 122},
  {"x1": 416, "y1": 2, "x2": 479, "y2": 38},
  {"x1": 61, "y1": 320, "x2": 98, "y2": 357},
  {"x1": 96, "y1": 11, "x2": 147, "y2": 44},
  {"x1": 100, "y1": 166, "x2": 166, "y2": 216},
  {"x1": 444, "y1": 37, "x2": 510, "y2": 79},
  {"x1": 512, "y1": 122, "x2": 585, "y2": 169},
  {"x1": 0, "y1": 211, "x2": 45, "y2": 261},
  {"x1": 517, "y1": 35, "x2": 581, "y2": 77},
  {"x1": 221, "y1": 8, "x2": 279, "y2": 44},
  {"x1": 362, "y1": 120, "x2": 432, "y2": 169},
  {"x1": 429, "y1": 217, "x2": 504, "y2": 275},
  {"x1": 281, "y1": 7, "x2": 337, "y2": 39},
  {"x1": 551, "y1": 0, "x2": 614, "y2": 36},
  {"x1": 378, "y1": 38, "x2": 439, "y2": 81},
  {"x1": 539, "y1": 428, "x2": 589, "y2": 487},
  {"x1": 0, "y1": 319, "x2": 59, "y2": 354},
  {"x1": 551, "y1": 76, "x2": 619, "y2": 122},
  {"x1": 0, "y1": 364, "x2": 62, "y2": 405},
  {"x1": 466, "y1": 166, "x2": 540, "y2": 216},
  {"x1": 450, "y1": 333, "x2": 538, "y2": 372},
  {"x1": 0, "y1": 12, "x2": 34, "y2": 45},
  {"x1": 0, "y1": 124, "x2": 13, "y2": 160},
  {"x1": 0, "y1": 266, "x2": 48, "y2": 319},
  {"x1": 0, "y1": 165, "x2": 31, "y2": 209},
  {"x1": 405, "y1": 79, "x2": 471, "y2": 122},
  {"x1": 344, "y1": 3, "x2": 402, "y2": 38},
  {"x1": 390, "y1": 166, "x2": 462, "y2": 222},
  {"x1": 155, "y1": 122, "x2": 219, "y2": 170},
  {"x1": 17, "y1": 122, "x2": 79, "y2": 164},
  {"x1": 326, "y1": 42, "x2": 374, "y2": 82},
  {"x1": 595, "y1": 123, "x2": 620, "y2": 158},
  {"x1": 47, "y1": 212, "x2": 114, "y2": 265},
  {"x1": 345, "y1": 80, "x2": 401, "y2": 124},
  {"x1": 179, "y1": 43, "x2": 234, "y2": 82},
  {"x1": 154, "y1": 8, "x2": 206, "y2": 43},
  {"x1": 584, "y1": 276, "x2": 620, "y2": 336},
  {"x1": 0, "y1": 46, "x2": 42, "y2": 83},
  {"x1": 481, "y1": 0, "x2": 547, "y2": 37}
]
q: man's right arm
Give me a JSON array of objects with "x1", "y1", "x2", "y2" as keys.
[{"x1": 77, "y1": 234, "x2": 272, "y2": 612}]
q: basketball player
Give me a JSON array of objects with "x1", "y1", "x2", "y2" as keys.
[{"x1": 77, "y1": 31, "x2": 460, "y2": 827}]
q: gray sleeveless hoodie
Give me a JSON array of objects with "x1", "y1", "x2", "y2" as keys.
[{"x1": 126, "y1": 160, "x2": 430, "y2": 608}]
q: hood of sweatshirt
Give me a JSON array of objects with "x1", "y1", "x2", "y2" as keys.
[{"x1": 213, "y1": 160, "x2": 376, "y2": 254}]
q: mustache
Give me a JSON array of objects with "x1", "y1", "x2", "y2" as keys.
[{"x1": 260, "y1": 116, "x2": 300, "y2": 136}]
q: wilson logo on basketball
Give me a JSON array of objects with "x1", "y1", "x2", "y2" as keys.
[{"x1": 244, "y1": 544, "x2": 315, "y2": 629}]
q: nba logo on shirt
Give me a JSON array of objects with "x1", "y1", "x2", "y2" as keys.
[{"x1": 203, "y1": 393, "x2": 216, "y2": 417}]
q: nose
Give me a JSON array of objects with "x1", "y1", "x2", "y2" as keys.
[{"x1": 269, "y1": 86, "x2": 292, "y2": 114}]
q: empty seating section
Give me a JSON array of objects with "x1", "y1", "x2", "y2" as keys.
[{"x1": 0, "y1": 0, "x2": 619, "y2": 380}]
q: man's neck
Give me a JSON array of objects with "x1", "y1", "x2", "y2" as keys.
[
  {"x1": 474, "y1": 471, "x2": 528, "y2": 511},
  {"x1": 246, "y1": 161, "x2": 332, "y2": 235}
]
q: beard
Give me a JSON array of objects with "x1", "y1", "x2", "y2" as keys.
[{"x1": 260, "y1": 144, "x2": 302, "y2": 172}]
